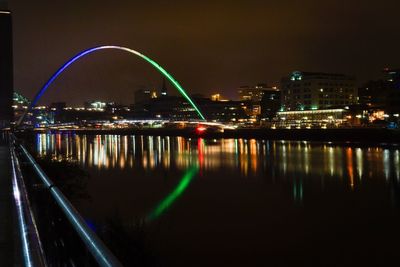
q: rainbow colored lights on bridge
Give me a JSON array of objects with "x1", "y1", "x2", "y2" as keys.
[{"x1": 19, "y1": 45, "x2": 205, "y2": 126}]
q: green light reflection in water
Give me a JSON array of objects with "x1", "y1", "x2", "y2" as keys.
[{"x1": 146, "y1": 166, "x2": 199, "y2": 221}]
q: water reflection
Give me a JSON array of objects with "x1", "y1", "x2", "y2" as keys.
[
  {"x1": 33, "y1": 133, "x2": 400, "y2": 266},
  {"x1": 36, "y1": 133, "x2": 400, "y2": 183},
  {"x1": 146, "y1": 166, "x2": 199, "y2": 222}
]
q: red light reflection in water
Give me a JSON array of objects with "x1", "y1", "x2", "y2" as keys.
[
  {"x1": 346, "y1": 148, "x2": 355, "y2": 190},
  {"x1": 197, "y1": 138, "x2": 204, "y2": 175},
  {"x1": 56, "y1": 133, "x2": 62, "y2": 151}
]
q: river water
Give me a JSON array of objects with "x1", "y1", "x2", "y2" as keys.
[{"x1": 34, "y1": 133, "x2": 400, "y2": 266}]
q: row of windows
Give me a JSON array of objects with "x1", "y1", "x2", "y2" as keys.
[
  {"x1": 284, "y1": 81, "x2": 354, "y2": 88},
  {"x1": 319, "y1": 100, "x2": 350, "y2": 105},
  {"x1": 282, "y1": 88, "x2": 354, "y2": 94},
  {"x1": 283, "y1": 94, "x2": 353, "y2": 100},
  {"x1": 319, "y1": 94, "x2": 353, "y2": 99},
  {"x1": 285, "y1": 100, "x2": 351, "y2": 108}
]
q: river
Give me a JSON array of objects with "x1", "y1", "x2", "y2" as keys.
[{"x1": 34, "y1": 133, "x2": 400, "y2": 266}]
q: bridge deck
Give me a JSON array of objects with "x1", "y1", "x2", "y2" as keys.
[{"x1": 0, "y1": 134, "x2": 19, "y2": 266}]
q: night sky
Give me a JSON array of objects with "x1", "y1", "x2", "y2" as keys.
[{"x1": 8, "y1": 0, "x2": 400, "y2": 105}]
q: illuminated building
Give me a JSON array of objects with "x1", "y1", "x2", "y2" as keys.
[
  {"x1": 211, "y1": 93, "x2": 221, "y2": 101},
  {"x1": 132, "y1": 95, "x2": 249, "y2": 122},
  {"x1": 383, "y1": 68, "x2": 400, "y2": 89},
  {"x1": 238, "y1": 84, "x2": 270, "y2": 102},
  {"x1": 280, "y1": 71, "x2": 357, "y2": 111},
  {"x1": 359, "y1": 69, "x2": 400, "y2": 123},
  {"x1": 276, "y1": 108, "x2": 348, "y2": 129},
  {"x1": 383, "y1": 68, "x2": 400, "y2": 115},
  {"x1": 145, "y1": 95, "x2": 197, "y2": 120},
  {"x1": 0, "y1": 9, "x2": 13, "y2": 128},
  {"x1": 196, "y1": 98, "x2": 249, "y2": 122},
  {"x1": 238, "y1": 84, "x2": 278, "y2": 118},
  {"x1": 12, "y1": 92, "x2": 30, "y2": 125},
  {"x1": 84, "y1": 100, "x2": 106, "y2": 110}
]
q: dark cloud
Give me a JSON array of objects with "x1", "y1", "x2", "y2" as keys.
[{"x1": 9, "y1": 0, "x2": 400, "y2": 105}]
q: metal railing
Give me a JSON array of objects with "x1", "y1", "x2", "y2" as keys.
[
  {"x1": 11, "y1": 134, "x2": 123, "y2": 267},
  {"x1": 10, "y1": 136, "x2": 47, "y2": 267}
]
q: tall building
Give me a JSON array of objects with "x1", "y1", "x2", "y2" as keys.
[
  {"x1": 382, "y1": 68, "x2": 400, "y2": 114},
  {"x1": 359, "y1": 69, "x2": 400, "y2": 116},
  {"x1": 0, "y1": 8, "x2": 13, "y2": 128},
  {"x1": 238, "y1": 84, "x2": 278, "y2": 118},
  {"x1": 260, "y1": 89, "x2": 281, "y2": 120},
  {"x1": 358, "y1": 80, "x2": 390, "y2": 108},
  {"x1": 383, "y1": 68, "x2": 400, "y2": 89},
  {"x1": 238, "y1": 84, "x2": 269, "y2": 102},
  {"x1": 280, "y1": 71, "x2": 357, "y2": 111}
]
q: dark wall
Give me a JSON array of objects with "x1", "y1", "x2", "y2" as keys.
[{"x1": 0, "y1": 11, "x2": 13, "y2": 127}]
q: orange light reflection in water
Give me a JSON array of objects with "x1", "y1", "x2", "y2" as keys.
[{"x1": 35, "y1": 134, "x2": 400, "y2": 184}]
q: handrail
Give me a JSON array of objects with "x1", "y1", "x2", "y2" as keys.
[
  {"x1": 10, "y1": 138, "x2": 47, "y2": 267},
  {"x1": 16, "y1": 141, "x2": 123, "y2": 267}
]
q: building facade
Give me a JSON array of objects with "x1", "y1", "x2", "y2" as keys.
[
  {"x1": 238, "y1": 84, "x2": 270, "y2": 102},
  {"x1": 238, "y1": 84, "x2": 279, "y2": 118},
  {"x1": 0, "y1": 9, "x2": 13, "y2": 128},
  {"x1": 260, "y1": 89, "x2": 281, "y2": 120},
  {"x1": 383, "y1": 68, "x2": 400, "y2": 90},
  {"x1": 280, "y1": 71, "x2": 357, "y2": 111}
]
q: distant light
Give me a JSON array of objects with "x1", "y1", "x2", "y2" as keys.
[{"x1": 196, "y1": 126, "x2": 207, "y2": 133}]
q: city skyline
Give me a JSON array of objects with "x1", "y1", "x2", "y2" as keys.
[
  {"x1": 8, "y1": 0, "x2": 400, "y2": 105},
  {"x1": 2, "y1": 2, "x2": 400, "y2": 266}
]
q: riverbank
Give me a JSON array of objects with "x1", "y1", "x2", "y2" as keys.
[{"x1": 27, "y1": 127, "x2": 400, "y2": 144}]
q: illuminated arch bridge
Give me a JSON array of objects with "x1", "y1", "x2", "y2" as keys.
[{"x1": 18, "y1": 45, "x2": 206, "y2": 126}]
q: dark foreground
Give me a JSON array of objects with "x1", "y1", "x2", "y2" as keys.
[{"x1": 0, "y1": 134, "x2": 18, "y2": 266}]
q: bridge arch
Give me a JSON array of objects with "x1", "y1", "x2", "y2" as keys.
[{"x1": 18, "y1": 45, "x2": 205, "y2": 125}]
